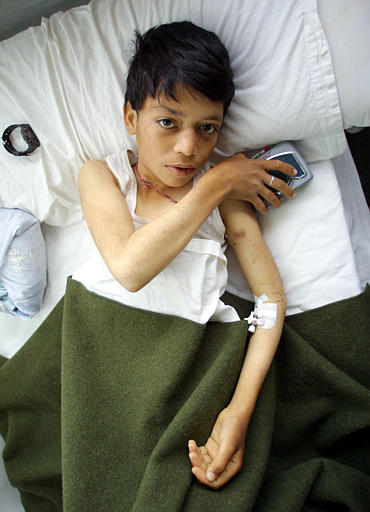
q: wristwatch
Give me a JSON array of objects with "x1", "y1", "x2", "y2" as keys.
[{"x1": 2, "y1": 124, "x2": 40, "y2": 156}]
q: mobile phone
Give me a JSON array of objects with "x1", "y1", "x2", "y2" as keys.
[{"x1": 252, "y1": 142, "x2": 313, "y2": 206}]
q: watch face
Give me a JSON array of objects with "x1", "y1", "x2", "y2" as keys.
[{"x1": 2, "y1": 124, "x2": 40, "y2": 156}]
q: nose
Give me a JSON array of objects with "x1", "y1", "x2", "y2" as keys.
[{"x1": 173, "y1": 128, "x2": 198, "y2": 156}]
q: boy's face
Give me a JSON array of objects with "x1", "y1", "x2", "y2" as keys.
[{"x1": 123, "y1": 85, "x2": 224, "y2": 188}]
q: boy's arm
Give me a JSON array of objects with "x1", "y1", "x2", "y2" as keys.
[
  {"x1": 221, "y1": 198, "x2": 286, "y2": 411},
  {"x1": 78, "y1": 159, "x2": 230, "y2": 292},
  {"x1": 78, "y1": 157, "x2": 294, "y2": 292},
  {"x1": 189, "y1": 198, "x2": 286, "y2": 489}
]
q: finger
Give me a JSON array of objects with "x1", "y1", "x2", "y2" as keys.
[
  {"x1": 263, "y1": 158, "x2": 297, "y2": 176},
  {"x1": 191, "y1": 455, "x2": 242, "y2": 489},
  {"x1": 231, "y1": 152, "x2": 247, "y2": 160},
  {"x1": 206, "y1": 441, "x2": 238, "y2": 481},
  {"x1": 263, "y1": 175, "x2": 296, "y2": 200},
  {"x1": 259, "y1": 186, "x2": 282, "y2": 208},
  {"x1": 188, "y1": 440, "x2": 197, "y2": 453},
  {"x1": 191, "y1": 466, "x2": 213, "y2": 487},
  {"x1": 252, "y1": 196, "x2": 269, "y2": 215},
  {"x1": 191, "y1": 465, "x2": 227, "y2": 489},
  {"x1": 188, "y1": 451, "x2": 201, "y2": 469},
  {"x1": 188, "y1": 441, "x2": 212, "y2": 468},
  {"x1": 196, "y1": 464, "x2": 238, "y2": 490},
  {"x1": 188, "y1": 441, "x2": 202, "y2": 467},
  {"x1": 189, "y1": 447, "x2": 220, "y2": 488}
]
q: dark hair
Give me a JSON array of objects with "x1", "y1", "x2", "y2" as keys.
[{"x1": 125, "y1": 21, "x2": 235, "y2": 115}]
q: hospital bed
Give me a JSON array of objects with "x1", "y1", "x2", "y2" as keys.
[{"x1": 1, "y1": 1, "x2": 369, "y2": 510}]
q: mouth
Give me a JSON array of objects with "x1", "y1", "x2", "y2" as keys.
[{"x1": 166, "y1": 164, "x2": 197, "y2": 177}]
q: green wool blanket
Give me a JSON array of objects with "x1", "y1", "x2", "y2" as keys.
[{"x1": 0, "y1": 279, "x2": 369, "y2": 511}]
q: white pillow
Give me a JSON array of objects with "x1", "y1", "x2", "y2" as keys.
[
  {"x1": 317, "y1": 0, "x2": 370, "y2": 129},
  {"x1": 0, "y1": 208, "x2": 47, "y2": 318},
  {"x1": 0, "y1": 0, "x2": 346, "y2": 225}
]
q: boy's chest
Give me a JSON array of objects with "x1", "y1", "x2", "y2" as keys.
[
  {"x1": 134, "y1": 182, "x2": 192, "y2": 219},
  {"x1": 134, "y1": 196, "x2": 174, "y2": 220}
]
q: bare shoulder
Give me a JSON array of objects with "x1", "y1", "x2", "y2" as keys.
[
  {"x1": 78, "y1": 159, "x2": 118, "y2": 190},
  {"x1": 79, "y1": 159, "x2": 110, "y2": 179}
]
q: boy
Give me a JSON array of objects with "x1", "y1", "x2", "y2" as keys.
[{"x1": 75, "y1": 21, "x2": 295, "y2": 489}]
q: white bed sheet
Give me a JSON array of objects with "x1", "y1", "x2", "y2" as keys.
[
  {"x1": 1, "y1": 144, "x2": 368, "y2": 361},
  {"x1": 1, "y1": 1, "x2": 370, "y2": 509}
]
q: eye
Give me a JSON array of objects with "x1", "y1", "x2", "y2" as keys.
[
  {"x1": 200, "y1": 124, "x2": 218, "y2": 135},
  {"x1": 158, "y1": 118, "x2": 176, "y2": 129}
]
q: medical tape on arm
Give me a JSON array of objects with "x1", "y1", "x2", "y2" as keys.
[{"x1": 245, "y1": 293, "x2": 277, "y2": 333}]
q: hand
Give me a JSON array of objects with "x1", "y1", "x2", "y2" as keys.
[
  {"x1": 188, "y1": 407, "x2": 248, "y2": 489},
  {"x1": 221, "y1": 152, "x2": 297, "y2": 215}
]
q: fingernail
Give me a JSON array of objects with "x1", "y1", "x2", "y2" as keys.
[{"x1": 206, "y1": 471, "x2": 217, "y2": 482}]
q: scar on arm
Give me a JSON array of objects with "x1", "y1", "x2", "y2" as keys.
[
  {"x1": 227, "y1": 230, "x2": 247, "y2": 247},
  {"x1": 232, "y1": 231, "x2": 246, "y2": 240}
]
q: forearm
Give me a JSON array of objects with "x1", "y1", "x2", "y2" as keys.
[
  {"x1": 220, "y1": 197, "x2": 286, "y2": 423},
  {"x1": 228, "y1": 299, "x2": 285, "y2": 422},
  {"x1": 110, "y1": 167, "x2": 232, "y2": 291},
  {"x1": 227, "y1": 258, "x2": 286, "y2": 423}
]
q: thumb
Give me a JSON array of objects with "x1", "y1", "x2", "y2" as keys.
[
  {"x1": 206, "y1": 442, "x2": 236, "y2": 482},
  {"x1": 231, "y1": 152, "x2": 246, "y2": 160}
]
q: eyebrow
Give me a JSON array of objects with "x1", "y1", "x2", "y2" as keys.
[{"x1": 152, "y1": 105, "x2": 223, "y2": 122}]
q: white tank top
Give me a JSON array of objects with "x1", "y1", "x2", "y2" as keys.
[{"x1": 72, "y1": 150, "x2": 239, "y2": 323}]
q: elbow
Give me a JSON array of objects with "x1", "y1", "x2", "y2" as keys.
[
  {"x1": 116, "y1": 270, "x2": 146, "y2": 293},
  {"x1": 105, "y1": 247, "x2": 151, "y2": 292},
  {"x1": 110, "y1": 262, "x2": 147, "y2": 293},
  {"x1": 121, "y1": 279, "x2": 145, "y2": 293}
]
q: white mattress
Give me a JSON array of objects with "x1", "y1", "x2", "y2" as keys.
[{"x1": 1, "y1": 1, "x2": 370, "y2": 509}]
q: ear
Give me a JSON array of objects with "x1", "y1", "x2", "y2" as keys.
[{"x1": 123, "y1": 102, "x2": 138, "y2": 135}]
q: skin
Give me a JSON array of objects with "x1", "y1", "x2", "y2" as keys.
[{"x1": 78, "y1": 84, "x2": 288, "y2": 488}]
